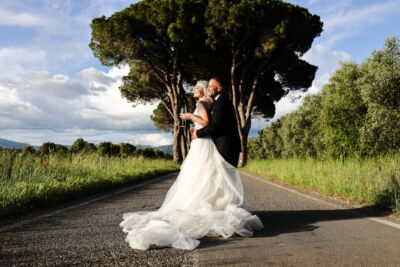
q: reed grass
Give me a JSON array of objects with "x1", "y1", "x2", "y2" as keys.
[
  {"x1": 242, "y1": 155, "x2": 400, "y2": 211},
  {"x1": 0, "y1": 151, "x2": 179, "y2": 218}
]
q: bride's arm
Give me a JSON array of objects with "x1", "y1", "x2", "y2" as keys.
[
  {"x1": 180, "y1": 102, "x2": 210, "y2": 126},
  {"x1": 190, "y1": 107, "x2": 209, "y2": 126}
]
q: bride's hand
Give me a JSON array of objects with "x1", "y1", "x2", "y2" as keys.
[
  {"x1": 191, "y1": 128, "x2": 198, "y2": 140},
  {"x1": 179, "y1": 113, "x2": 193, "y2": 120}
]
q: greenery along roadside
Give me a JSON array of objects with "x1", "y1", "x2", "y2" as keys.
[
  {"x1": 245, "y1": 37, "x2": 400, "y2": 213},
  {"x1": 248, "y1": 37, "x2": 400, "y2": 160},
  {"x1": 242, "y1": 155, "x2": 400, "y2": 212},
  {"x1": 0, "y1": 151, "x2": 179, "y2": 218}
]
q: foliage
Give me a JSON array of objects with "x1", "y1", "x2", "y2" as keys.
[
  {"x1": 358, "y1": 37, "x2": 400, "y2": 156},
  {"x1": 134, "y1": 148, "x2": 157, "y2": 158},
  {"x1": 151, "y1": 101, "x2": 174, "y2": 132},
  {"x1": 17, "y1": 138, "x2": 169, "y2": 159},
  {"x1": 97, "y1": 142, "x2": 120, "y2": 156},
  {"x1": 39, "y1": 142, "x2": 68, "y2": 155},
  {"x1": 249, "y1": 37, "x2": 400, "y2": 160},
  {"x1": 0, "y1": 150, "x2": 179, "y2": 218},
  {"x1": 89, "y1": 0, "x2": 217, "y2": 162},
  {"x1": 84, "y1": 142, "x2": 97, "y2": 153},
  {"x1": 89, "y1": 0, "x2": 323, "y2": 164},
  {"x1": 119, "y1": 142, "x2": 136, "y2": 157},
  {"x1": 242, "y1": 155, "x2": 400, "y2": 211},
  {"x1": 70, "y1": 138, "x2": 86, "y2": 153},
  {"x1": 248, "y1": 119, "x2": 284, "y2": 159},
  {"x1": 70, "y1": 138, "x2": 97, "y2": 154},
  {"x1": 206, "y1": 0, "x2": 323, "y2": 165},
  {"x1": 281, "y1": 94, "x2": 324, "y2": 158},
  {"x1": 22, "y1": 146, "x2": 36, "y2": 155},
  {"x1": 151, "y1": 93, "x2": 197, "y2": 132},
  {"x1": 320, "y1": 62, "x2": 367, "y2": 158}
]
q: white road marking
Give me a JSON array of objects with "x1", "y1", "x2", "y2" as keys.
[
  {"x1": 241, "y1": 171, "x2": 400, "y2": 231},
  {"x1": 0, "y1": 172, "x2": 177, "y2": 233}
]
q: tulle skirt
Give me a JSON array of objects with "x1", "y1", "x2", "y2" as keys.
[{"x1": 119, "y1": 137, "x2": 264, "y2": 250}]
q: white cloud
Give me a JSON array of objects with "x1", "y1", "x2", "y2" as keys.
[
  {"x1": 0, "y1": 83, "x2": 43, "y2": 128},
  {"x1": 307, "y1": 0, "x2": 323, "y2": 5},
  {"x1": 0, "y1": 65, "x2": 158, "y2": 134},
  {"x1": 324, "y1": 1, "x2": 400, "y2": 32},
  {"x1": 0, "y1": 47, "x2": 47, "y2": 80},
  {"x1": 0, "y1": 7, "x2": 49, "y2": 27},
  {"x1": 125, "y1": 133, "x2": 172, "y2": 146},
  {"x1": 0, "y1": 0, "x2": 133, "y2": 80},
  {"x1": 12, "y1": 71, "x2": 88, "y2": 98},
  {"x1": 0, "y1": 1, "x2": 167, "y2": 147},
  {"x1": 305, "y1": 0, "x2": 352, "y2": 14},
  {"x1": 80, "y1": 67, "x2": 115, "y2": 86},
  {"x1": 272, "y1": 90, "x2": 305, "y2": 119},
  {"x1": 321, "y1": 0, "x2": 400, "y2": 45},
  {"x1": 302, "y1": 44, "x2": 351, "y2": 92}
]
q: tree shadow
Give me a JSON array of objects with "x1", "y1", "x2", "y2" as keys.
[{"x1": 199, "y1": 205, "x2": 392, "y2": 248}]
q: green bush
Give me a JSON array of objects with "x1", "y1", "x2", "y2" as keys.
[
  {"x1": 242, "y1": 155, "x2": 400, "y2": 211},
  {"x1": 249, "y1": 37, "x2": 400, "y2": 160},
  {"x1": 0, "y1": 150, "x2": 179, "y2": 218}
]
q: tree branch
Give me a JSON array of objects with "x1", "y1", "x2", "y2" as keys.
[{"x1": 160, "y1": 99, "x2": 174, "y2": 118}]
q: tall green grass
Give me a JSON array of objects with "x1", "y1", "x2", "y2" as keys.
[
  {"x1": 0, "y1": 151, "x2": 179, "y2": 218},
  {"x1": 242, "y1": 155, "x2": 400, "y2": 211}
]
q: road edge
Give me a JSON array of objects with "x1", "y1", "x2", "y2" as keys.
[
  {"x1": 0, "y1": 171, "x2": 178, "y2": 233},
  {"x1": 240, "y1": 170, "x2": 400, "y2": 230}
]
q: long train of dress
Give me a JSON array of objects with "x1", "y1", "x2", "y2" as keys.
[{"x1": 119, "y1": 135, "x2": 264, "y2": 250}]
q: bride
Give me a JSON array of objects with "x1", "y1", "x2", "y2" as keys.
[{"x1": 119, "y1": 80, "x2": 263, "y2": 250}]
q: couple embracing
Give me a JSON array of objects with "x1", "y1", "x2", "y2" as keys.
[{"x1": 120, "y1": 77, "x2": 264, "y2": 250}]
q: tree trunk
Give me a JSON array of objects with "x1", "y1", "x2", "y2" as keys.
[
  {"x1": 232, "y1": 65, "x2": 261, "y2": 167},
  {"x1": 185, "y1": 127, "x2": 191, "y2": 154},
  {"x1": 170, "y1": 92, "x2": 191, "y2": 163},
  {"x1": 167, "y1": 70, "x2": 193, "y2": 163},
  {"x1": 172, "y1": 119, "x2": 191, "y2": 163},
  {"x1": 182, "y1": 127, "x2": 191, "y2": 160},
  {"x1": 179, "y1": 130, "x2": 187, "y2": 161},
  {"x1": 238, "y1": 118, "x2": 251, "y2": 167},
  {"x1": 238, "y1": 135, "x2": 247, "y2": 167},
  {"x1": 171, "y1": 91, "x2": 184, "y2": 163},
  {"x1": 172, "y1": 120, "x2": 183, "y2": 163}
]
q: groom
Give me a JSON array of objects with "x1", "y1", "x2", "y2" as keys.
[{"x1": 190, "y1": 77, "x2": 241, "y2": 167}]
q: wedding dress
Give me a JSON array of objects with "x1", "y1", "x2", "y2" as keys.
[{"x1": 119, "y1": 102, "x2": 264, "y2": 250}]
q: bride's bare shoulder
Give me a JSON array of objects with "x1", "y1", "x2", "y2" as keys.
[{"x1": 199, "y1": 99, "x2": 213, "y2": 111}]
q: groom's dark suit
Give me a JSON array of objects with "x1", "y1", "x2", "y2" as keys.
[{"x1": 196, "y1": 92, "x2": 241, "y2": 167}]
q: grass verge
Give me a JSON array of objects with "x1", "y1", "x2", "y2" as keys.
[
  {"x1": 241, "y1": 155, "x2": 400, "y2": 212},
  {"x1": 0, "y1": 151, "x2": 179, "y2": 218}
]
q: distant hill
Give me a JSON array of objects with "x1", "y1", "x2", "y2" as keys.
[
  {"x1": 0, "y1": 138, "x2": 38, "y2": 150},
  {"x1": 0, "y1": 138, "x2": 173, "y2": 154},
  {"x1": 137, "y1": 144, "x2": 173, "y2": 154}
]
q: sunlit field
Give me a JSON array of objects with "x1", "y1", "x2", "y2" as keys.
[
  {"x1": 242, "y1": 155, "x2": 400, "y2": 212},
  {"x1": 0, "y1": 150, "x2": 179, "y2": 218}
]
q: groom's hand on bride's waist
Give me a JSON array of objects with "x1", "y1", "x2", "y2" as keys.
[{"x1": 190, "y1": 127, "x2": 198, "y2": 140}]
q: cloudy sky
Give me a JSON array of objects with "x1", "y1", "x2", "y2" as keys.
[{"x1": 0, "y1": 0, "x2": 399, "y2": 146}]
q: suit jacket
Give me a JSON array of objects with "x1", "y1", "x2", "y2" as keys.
[{"x1": 196, "y1": 92, "x2": 241, "y2": 167}]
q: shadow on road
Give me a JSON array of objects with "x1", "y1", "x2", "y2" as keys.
[
  {"x1": 197, "y1": 206, "x2": 392, "y2": 249},
  {"x1": 253, "y1": 206, "x2": 391, "y2": 238}
]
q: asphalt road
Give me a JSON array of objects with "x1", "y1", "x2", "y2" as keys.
[{"x1": 1, "y1": 171, "x2": 400, "y2": 266}]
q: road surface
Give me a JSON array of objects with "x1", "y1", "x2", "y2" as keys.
[{"x1": 1, "y1": 171, "x2": 400, "y2": 266}]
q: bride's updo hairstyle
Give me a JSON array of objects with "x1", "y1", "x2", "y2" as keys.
[{"x1": 196, "y1": 80, "x2": 213, "y2": 103}]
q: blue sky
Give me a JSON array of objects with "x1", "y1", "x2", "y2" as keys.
[{"x1": 0, "y1": 0, "x2": 399, "y2": 146}]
